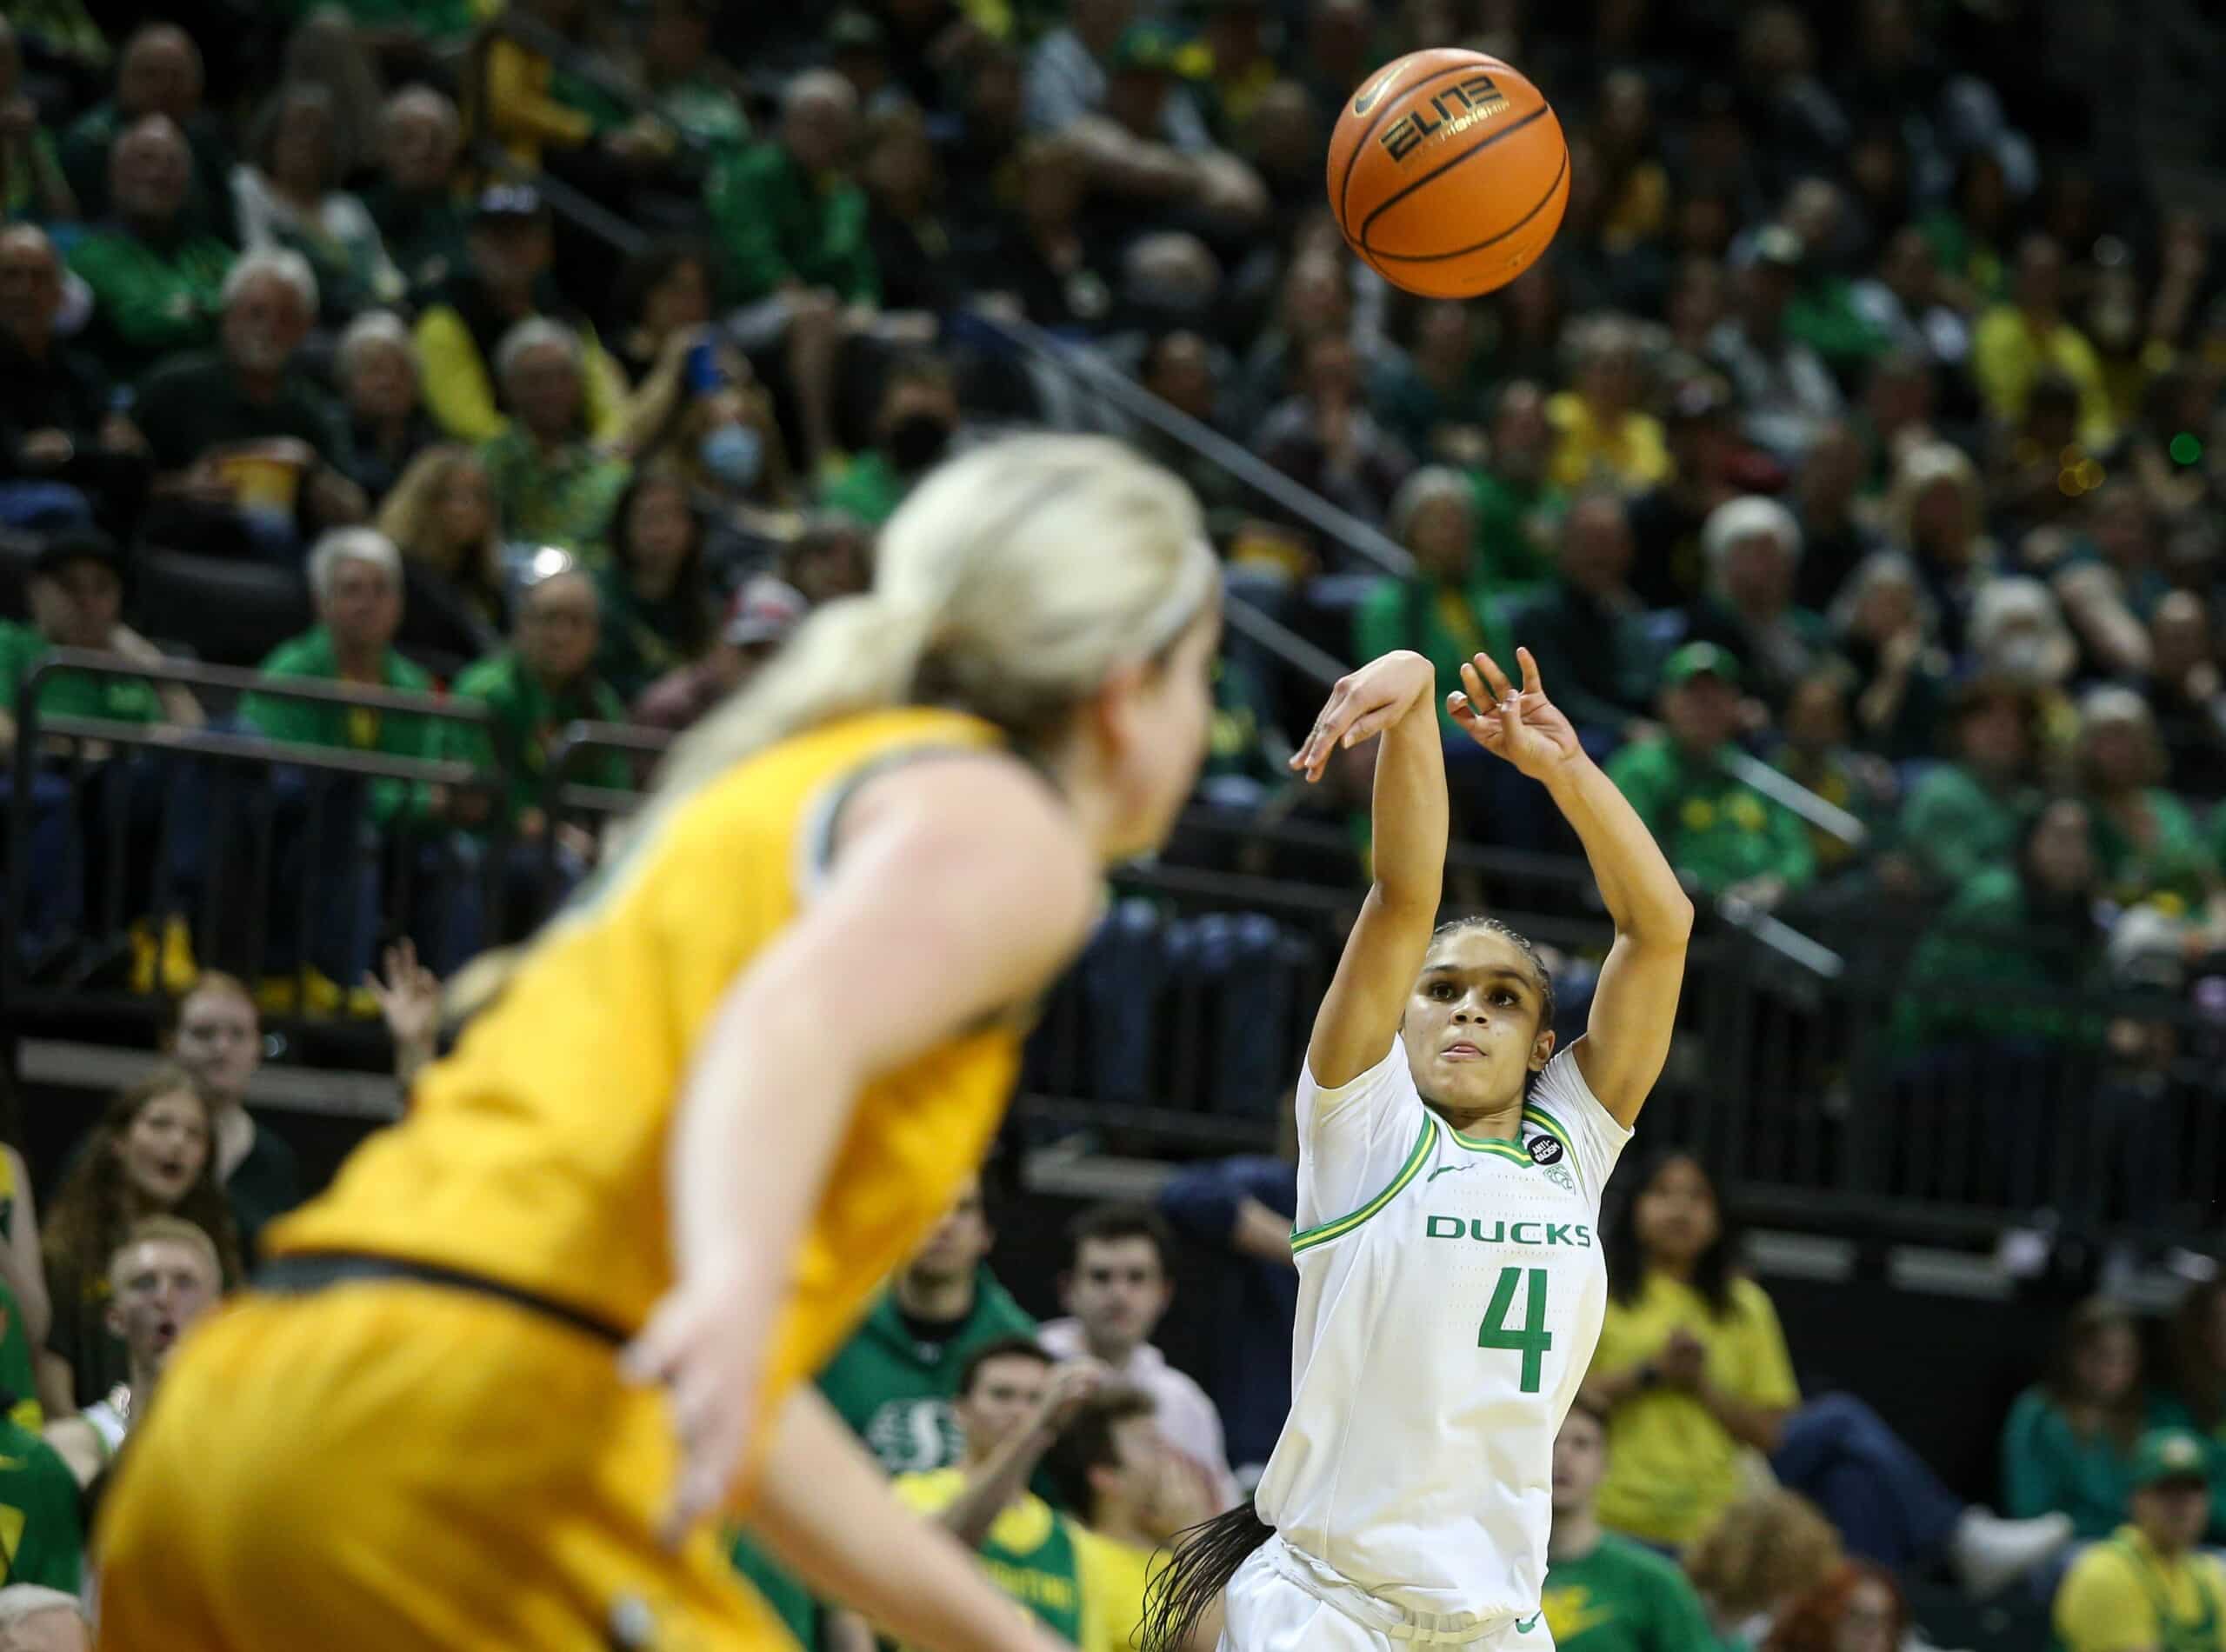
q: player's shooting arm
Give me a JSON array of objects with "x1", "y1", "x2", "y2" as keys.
[{"x1": 1295, "y1": 650, "x2": 1445, "y2": 1089}]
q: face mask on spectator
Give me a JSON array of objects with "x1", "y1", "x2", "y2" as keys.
[
  {"x1": 699, "y1": 423, "x2": 763, "y2": 490},
  {"x1": 885, "y1": 412, "x2": 951, "y2": 473}
]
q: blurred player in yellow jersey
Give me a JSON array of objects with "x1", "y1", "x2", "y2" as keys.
[{"x1": 97, "y1": 433, "x2": 1223, "y2": 1652}]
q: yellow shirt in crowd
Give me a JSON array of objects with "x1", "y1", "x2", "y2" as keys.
[
  {"x1": 2054, "y1": 1526, "x2": 2226, "y2": 1652},
  {"x1": 890, "y1": 1469, "x2": 1152, "y2": 1652},
  {"x1": 1590, "y1": 1272, "x2": 1801, "y2": 1548}
]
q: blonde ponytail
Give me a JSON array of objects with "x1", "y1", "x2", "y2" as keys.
[{"x1": 447, "y1": 433, "x2": 1215, "y2": 1017}]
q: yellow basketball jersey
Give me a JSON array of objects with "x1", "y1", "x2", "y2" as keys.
[{"x1": 268, "y1": 707, "x2": 1024, "y2": 1406}]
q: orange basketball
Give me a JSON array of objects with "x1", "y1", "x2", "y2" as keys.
[{"x1": 1326, "y1": 48, "x2": 1570, "y2": 298}]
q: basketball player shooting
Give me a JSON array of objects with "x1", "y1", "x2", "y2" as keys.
[{"x1": 1143, "y1": 647, "x2": 1692, "y2": 1652}]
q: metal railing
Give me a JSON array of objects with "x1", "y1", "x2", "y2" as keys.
[
  {"x1": 969, "y1": 312, "x2": 1416, "y2": 581},
  {"x1": 5, "y1": 652, "x2": 506, "y2": 1029}
]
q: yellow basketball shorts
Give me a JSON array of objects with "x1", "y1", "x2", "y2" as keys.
[{"x1": 97, "y1": 1282, "x2": 798, "y2": 1651}]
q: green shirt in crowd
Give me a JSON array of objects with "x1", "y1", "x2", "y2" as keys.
[
  {"x1": 65, "y1": 227, "x2": 233, "y2": 383},
  {"x1": 1543, "y1": 1532, "x2": 1718, "y2": 1652},
  {"x1": 817, "y1": 1266, "x2": 1037, "y2": 1475},
  {"x1": 1469, "y1": 470, "x2": 1564, "y2": 593},
  {"x1": 816, "y1": 450, "x2": 907, "y2": 528},
  {"x1": 1603, "y1": 737, "x2": 1816, "y2": 897},
  {"x1": 242, "y1": 626, "x2": 439, "y2": 825},
  {"x1": 1354, "y1": 575, "x2": 1517, "y2": 736},
  {"x1": 444, "y1": 649, "x2": 631, "y2": 827},
  {"x1": 2001, "y1": 1385, "x2": 2169, "y2": 1542},
  {"x1": 1897, "y1": 762, "x2": 2036, "y2": 898},
  {"x1": 705, "y1": 140, "x2": 876, "y2": 307},
  {"x1": 0, "y1": 1416, "x2": 81, "y2": 1592},
  {"x1": 2089, "y1": 789, "x2": 2217, "y2": 919},
  {"x1": 0, "y1": 1159, "x2": 41, "y2": 1432},
  {"x1": 0, "y1": 622, "x2": 164, "y2": 730},
  {"x1": 1892, "y1": 866, "x2": 2105, "y2": 1053},
  {"x1": 478, "y1": 426, "x2": 630, "y2": 564}
]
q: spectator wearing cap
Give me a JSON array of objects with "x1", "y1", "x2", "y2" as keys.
[
  {"x1": 0, "y1": 225, "x2": 150, "y2": 540},
  {"x1": 443, "y1": 563, "x2": 630, "y2": 929},
  {"x1": 477, "y1": 318, "x2": 632, "y2": 563},
  {"x1": 2053, "y1": 1429, "x2": 2226, "y2": 1652},
  {"x1": 1546, "y1": 315, "x2": 1670, "y2": 495},
  {"x1": 1509, "y1": 491, "x2": 1658, "y2": 744},
  {"x1": 1060, "y1": 23, "x2": 1268, "y2": 242},
  {"x1": 364, "y1": 87, "x2": 469, "y2": 299},
  {"x1": 2076, "y1": 686, "x2": 2225, "y2": 931},
  {"x1": 633, "y1": 574, "x2": 803, "y2": 734},
  {"x1": 1604, "y1": 643, "x2": 1814, "y2": 908},
  {"x1": 57, "y1": 25, "x2": 234, "y2": 237},
  {"x1": 1708, "y1": 227, "x2": 1843, "y2": 465},
  {"x1": 413, "y1": 185, "x2": 624, "y2": 446},
  {"x1": 64, "y1": 114, "x2": 234, "y2": 384},
  {"x1": 330, "y1": 314, "x2": 426, "y2": 493},
  {"x1": 133, "y1": 249, "x2": 366, "y2": 563},
  {"x1": 1975, "y1": 236, "x2": 2115, "y2": 453},
  {"x1": 230, "y1": 83, "x2": 405, "y2": 325},
  {"x1": 1682, "y1": 495, "x2": 1829, "y2": 717}
]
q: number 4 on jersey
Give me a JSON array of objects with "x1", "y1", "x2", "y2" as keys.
[{"x1": 1477, "y1": 1267, "x2": 1552, "y2": 1393}]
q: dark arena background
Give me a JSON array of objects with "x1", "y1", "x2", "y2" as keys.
[{"x1": 4, "y1": 0, "x2": 2226, "y2": 1647}]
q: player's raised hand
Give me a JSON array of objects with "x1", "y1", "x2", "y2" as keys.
[
  {"x1": 1287, "y1": 649, "x2": 1436, "y2": 783},
  {"x1": 622, "y1": 1266, "x2": 776, "y2": 1545},
  {"x1": 1449, "y1": 648, "x2": 1583, "y2": 780}
]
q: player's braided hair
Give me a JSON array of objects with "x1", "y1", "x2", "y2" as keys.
[
  {"x1": 1138, "y1": 1501, "x2": 1275, "y2": 1652},
  {"x1": 1429, "y1": 914, "x2": 1556, "y2": 1032}
]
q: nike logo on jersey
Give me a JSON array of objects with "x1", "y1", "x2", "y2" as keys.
[
  {"x1": 1426, "y1": 1163, "x2": 1472, "y2": 1183},
  {"x1": 1515, "y1": 1611, "x2": 1543, "y2": 1634}
]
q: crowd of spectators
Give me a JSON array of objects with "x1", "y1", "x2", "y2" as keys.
[{"x1": 3, "y1": 0, "x2": 2226, "y2": 1644}]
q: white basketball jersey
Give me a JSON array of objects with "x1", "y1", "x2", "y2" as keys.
[{"x1": 1253, "y1": 1040, "x2": 1630, "y2": 1633}]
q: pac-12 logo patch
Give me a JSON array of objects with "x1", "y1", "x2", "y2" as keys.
[{"x1": 1526, "y1": 1135, "x2": 1564, "y2": 1166}]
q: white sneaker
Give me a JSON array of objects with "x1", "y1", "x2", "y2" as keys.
[{"x1": 1950, "y1": 1508, "x2": 2073, "y2": 1598}]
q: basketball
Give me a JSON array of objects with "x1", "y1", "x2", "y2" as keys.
[{"x1": 1326, "y1": 48, "x2": 1570, "y2": 299}]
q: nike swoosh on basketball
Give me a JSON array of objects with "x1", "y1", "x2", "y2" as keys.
[
  {"x1": 1426, "y1": 1163, "x2": 1472, "y2": 1183},
  {"x1": 1352, "y1": 68, "x2": 1403, "y2": 116}
]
